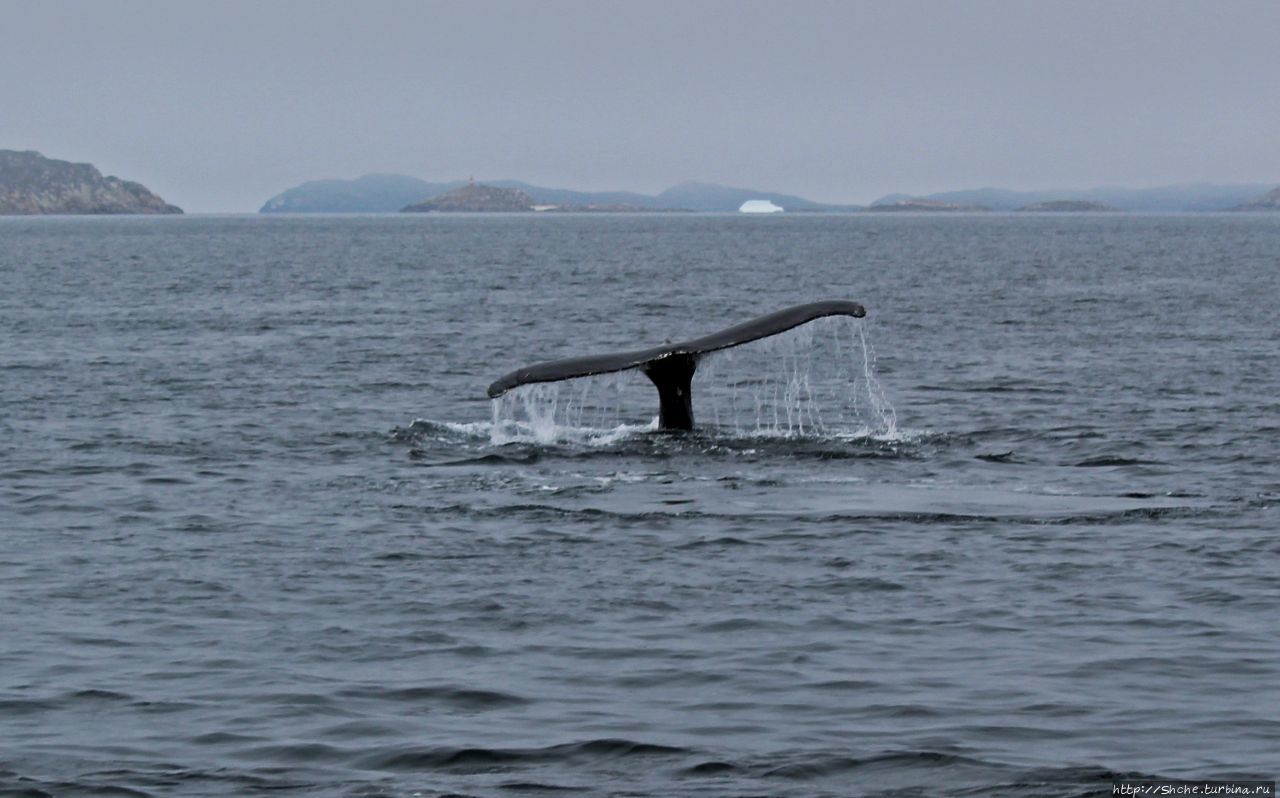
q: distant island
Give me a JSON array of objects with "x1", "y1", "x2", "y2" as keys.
[
  {"x1": 0, "y1": 150, "x2": 181, "y2": 215},
  {"x1": 1230, "y1": 186, "x2": 1280, "y2": 211},
  {"x1": 260, "y1": 173, "x2": 456, "y2": 213},
  {"x1": 868, "y1": 198, "x2": 989, "y2": 212},
  {"x1": 871, "y1": 183, "x2": 1278, "y2": 212},
  {"x1": 1016, "y1": 200, "x2": 1118, "y2": 212},
  {"x1": 262, "y1": 176, "x2": 863, "y2": 214},
  {"x1": 259, "y1": 172, "x2": 1280, "y2": 215},
  {"x1": 401, "y1": 182, "x2": 662, "y2": 213}
]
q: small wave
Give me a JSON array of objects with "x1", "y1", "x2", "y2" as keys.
[
  {"x1": 1181, "y1": 587, "x2": 1245, "y2": 605},
  {"x1": 762, "y1": 750, "x2": 986, "y2": 779},
  {"x1": 66, "y1": 689, "x2": 132, "y2": 702},
  {"x1": 672, "y1": 748, "x2": 1169, "y2": 797},
  {"x1": 423, "y1": 451, "x2": 544, "y2": 467},
  {"x1": 811, "y1": 576, "x2": 907, "y2": 592},
  {"x1": 675, "y1": 535, "x2": 758, "y2": 549},
  {"x1": 188, "y1": 731, "x2": 262, "y2": 745},
  {"x1": 807, "y1": 678, "x2": 879, "y2": 691},
  {"x1": 695, "y1": 618, "x2": 773, "y2": 633},
  {"x1": 234, "y1": 742, "x2": 348, "y2": 763},
  {"x1": 338, "y1": 684, "x2": 529, "y2": 710},
  {"x1": 361, "y1": 738, "x2": 690, "y2": 771},
  {"x1": 915, "y1": 381, "x2": 1068, "y2": 395},
  {"x1": 0, "y1": 765, "x2": 316, "y2": 798},
  {"x1": 977, "y1": 451, "x2": 1020, "y2": 463},
  {"x1": 1073, "y1": 456, "x2": 1165, "y2": 467},
  {"x1": 682, "y1": 760, "x2": 739, "y2": 775},
  {"x1": 0, "y1": 697, "x2": 56, "y2": 715}
]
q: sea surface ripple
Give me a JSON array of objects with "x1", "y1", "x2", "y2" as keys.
[{"x1": 1, "y1": 213, "x2": 1278, "y2": 797}]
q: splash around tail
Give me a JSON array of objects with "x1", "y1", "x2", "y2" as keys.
[{"x1": 487, "y1": 301, "x2": 869, "y2": 432}]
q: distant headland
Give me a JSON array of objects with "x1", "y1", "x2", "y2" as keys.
[
  {"x1": 1230, "y1": 186, "x2": 1280, "y2": 211},
  {"x1": 0, "y1": 150, "x2": 181, "y2": 215}
]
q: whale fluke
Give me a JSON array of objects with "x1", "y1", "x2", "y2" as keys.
[{"x1": 487, "y1": 300, "x2": 867, "y2": 431}]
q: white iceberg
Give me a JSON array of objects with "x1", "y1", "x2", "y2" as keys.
[{"x1": 738, "y1": 199, "x2": 784, "y2": 213}]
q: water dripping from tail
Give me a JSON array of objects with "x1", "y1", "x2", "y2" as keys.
[
  {"x1": 488, "y1": 316, "x2": 898, "y2": 446},
  {"x1": 489, "y1": 371, "x2": 657, "y2": 446},
  {"x1": 695, "y1": 316, "x2": 898, "y2": 440},
  {"x1": 857, "y1": 319, "x2": 899, "y2": 437}
]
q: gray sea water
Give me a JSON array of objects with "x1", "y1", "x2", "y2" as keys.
[{"x1": 1, "y1": 213, "x2": 1277, "y2": 797}]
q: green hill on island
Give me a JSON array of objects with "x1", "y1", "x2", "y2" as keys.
[{"x1": 0, "y1": 150, "x2": 181, "y2": 215}]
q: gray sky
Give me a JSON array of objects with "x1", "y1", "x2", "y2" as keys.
[{"x1": 4, "y1": 0, "x2": 1278, "y2": 212}]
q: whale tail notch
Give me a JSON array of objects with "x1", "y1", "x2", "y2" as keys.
[{"x1": 486, "y1": 300, "x2": 867, "y2": 431}]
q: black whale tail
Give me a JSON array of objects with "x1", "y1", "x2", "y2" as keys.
[{"x1": 486, "y1": 300, "x2": 867, "y2": 431}]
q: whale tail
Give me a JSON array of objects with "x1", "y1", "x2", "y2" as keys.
[{"x1": 487, "y1": 301, "x2": 867, "y2": 431}]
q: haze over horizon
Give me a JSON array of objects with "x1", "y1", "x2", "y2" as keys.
[{"x1": 4, "y1": 0, "x2": 1278, "y2": 213}]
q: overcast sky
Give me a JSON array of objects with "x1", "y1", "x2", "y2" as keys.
[{"x1": 4, "y1": 0, "x2": 1278, "y2": 212}]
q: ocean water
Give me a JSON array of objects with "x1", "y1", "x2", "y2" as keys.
[{"x1": 1, "y1": 213, "x2": 1277, "y2": 797}]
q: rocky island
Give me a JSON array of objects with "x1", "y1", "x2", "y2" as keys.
[
  {"x1": 0, "y1": 150, "x2": 181, "y2": 215},
  {"x1": 402, "y1": 183, "x2": 537, "y2": 212},
  {"x1": 1230, "y1": 186, "x2": 1280, "y2": 211},
  {"x1": 867, "y1": 197, "x2": 988, "y2": 212},
  {"x1": 400, "y1": 182, "x2": 654, "y2": 213},
  {"x1": 1016, "y1": 200, "x2": 1118, "y2": 212}
]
